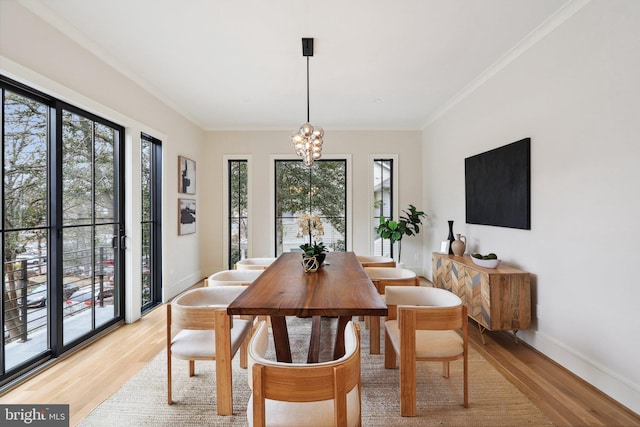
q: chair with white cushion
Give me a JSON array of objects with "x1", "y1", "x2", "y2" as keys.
[
  {"x1": 384, "y1": 286, "x2": 468, "y2": 416},
  {"x1": 235, "y1": 257, "x2": 277, "y2": 270},
  {"x1": 364, "y1": 267, "x2": 419, "y2": 354},
  {"x1": 167, "y1": 286, "x2": 253, "y2": 415},
  {"x1": 247, "y1": 320, "x2": 362, "y2": 427},
  {"x1": 356, "y1": 255, "x2": 396, "y2": 268},
  {"x1": 205, "y1": 269, "x2": 263, "y2": 286}
]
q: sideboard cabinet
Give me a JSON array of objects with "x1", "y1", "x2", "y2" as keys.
[{"x1": 432, "y1": 253, "x2": 531, "y2": 340}]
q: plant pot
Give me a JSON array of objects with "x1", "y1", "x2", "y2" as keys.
[{"x1": 301, "y1": 253, "x2": 325, "y2": 273}]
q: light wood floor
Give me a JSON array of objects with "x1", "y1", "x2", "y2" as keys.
[{"x1": 1, "y1": 293, "x2": 639, "y2": 426}]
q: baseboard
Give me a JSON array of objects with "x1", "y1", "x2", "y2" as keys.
[
  {"x1": 164, "y1": 270, "x2": 203, "y2": 301},
  {"x1": 520, "y1": 329, "x2": 640, "y2": 415}
]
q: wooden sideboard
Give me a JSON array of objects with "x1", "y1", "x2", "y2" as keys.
[{"x1": 432, "y1": 253, "x2": 531, "y2": 341}]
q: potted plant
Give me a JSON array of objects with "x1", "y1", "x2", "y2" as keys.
[
  {"x1": 376, "y1": 204, "x2": 426, "y2": 265},
  {"x1": 297, "y1": 214, "x2": 327, "y2": 272}
]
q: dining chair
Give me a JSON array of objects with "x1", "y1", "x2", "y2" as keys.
[
  {"x1": 205, "y1": 269, "x2": 264, "y2": 286},
  {"x1": 247, "y1": 320, "x2": 362, "y2": 427},
  {"x1": 205, "y1": 269, "x2": 269, "y2": 328},
  {"x1": 363, "y1": 267, "x2": 419, "y2": 354},
  {"x1": 167, "y1": 286, "x2": 253, "y2": 415},
  {"x1": 356, "y1": 255, "x2": 396, "y2": 268},
  {"x1": 383, "y1": 286, "x2": 468, "y2": 416},
  {"x1": 235, "y1": 257, "x2": 278, "y2": 270}
]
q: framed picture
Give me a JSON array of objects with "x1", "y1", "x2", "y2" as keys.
[
  {"x1": 440, "y1": 240, "x2": 450, "y2": 254},
  {"x1": 178, "y1": 198, "x2": 196, "y2": 235},
  {"x1": 178, "y1": 156, "x2": 196, "y2": 194}
]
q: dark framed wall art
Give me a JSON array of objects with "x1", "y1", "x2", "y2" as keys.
[
  {"x1": 178, "y1": 155, "x2": 196, "y2": 194},
  {"x1": 178, "y1": 198, "x2": 196, "y2": 235}
]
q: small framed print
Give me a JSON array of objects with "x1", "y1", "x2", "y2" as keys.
[
  {"x1": 178, "y1": 156, "x2": 196, "y2": 194},
  {"x1": 178, "y1": 198, "x2": 196, "y2": 235},
  {"x1": 440, "y1": 240, "x2": 450, "y2": 254}
]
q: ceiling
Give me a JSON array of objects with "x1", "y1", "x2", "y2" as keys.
[{"x1": 24, "y1": 0, "x2": 572, "y2": 131}]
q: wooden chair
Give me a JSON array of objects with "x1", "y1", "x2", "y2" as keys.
[
  {"x1": 167, "y1": 286, "x2": 253, "y2": 415},
  {"x1": 205, "y1": 270, "x2": 269, "y2": 326},
  {"x1": 383, "y1": 286, "x2": 468, "y2": 416},
  {"x1": 235, "y1": 257, "x2": 277, "y2": 270},
  {"x1": 247, "y1": 320, "x2": 362, "y2": 427},
  {"x1": 364, "y1": 267, "x2": 419, "y2": 354},
  {"x1": 356, "y1": 255, "x2": 396, "y2": 268}
]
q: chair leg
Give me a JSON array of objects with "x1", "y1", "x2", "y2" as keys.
[
  {"x1": 463, "y1": 353, "x2": 468, "y2": 408},
  {"x1": 400, "y1": 353, "x2": 417, "y2": 416},
  {"x1": 384, "y1": 330, "x2": 396, "y2": 369},
  {"x1": 400, "y1": 311, "x2": 417, "y2": 416},
  {"x1": 215, "y1": 310, "x2": 234, "y2": 415},
  {"x1": 216, "y1": 357, "x2": 233, "y2": 415},
  {"x1": 167, "y1": 350, "x2": 172, "y2": 405},
  {"x1": 239, "y1": 315, "x2": 253, "y2": 369},
  {"x1": 167, "y1": 304, "x2": 173, "y2": 405},
  {"x1": 240, "y1": 334, "x2": 249, "y2": 369},
  {"x1": 442, "y1": 361, "x2": 450, "y2": 378}
]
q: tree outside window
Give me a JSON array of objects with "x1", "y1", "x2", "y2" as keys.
[{"x1": 275, "y1": 160, "x2": 346, "y2": 255}]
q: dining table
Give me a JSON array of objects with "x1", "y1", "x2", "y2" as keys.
[{"x1": 227, "y1": 251, "x2": 388, "y2": 363}]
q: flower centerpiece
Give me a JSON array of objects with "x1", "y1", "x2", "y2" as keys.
[{"x1": 297, "y1": 214, "x2": 326, "y2": 272}]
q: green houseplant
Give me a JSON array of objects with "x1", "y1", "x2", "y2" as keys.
[{"x1": 376, "y1": 204, "x2": 426, "y2": 264}]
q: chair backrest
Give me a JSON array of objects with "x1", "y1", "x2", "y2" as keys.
[
  {"x1": 364, "y1": 267, "x2": 418, "y2": 294},
  {"x1": 385, "y1": 286, "x2": 462, "y2": 320},
  {"x1": 170, "y1": 286, "x2": 246, "y2": 330},
  {"x1": 235, "y1": 257, "x2": 277, "y2": 270},
  {"x1": 399, "y1": 304, "x2": 467, "y2": 332},
  {"x1": 356, "y1": 255, "x2": 396, "y2": 268},
  {"x1": 205, "y1": 269, "x2": 263, "y2": 286},
  {"x1": 248, "y1": 321, "x2": 361, "y2": 427}
]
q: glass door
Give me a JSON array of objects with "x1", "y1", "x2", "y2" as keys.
[
  {"x1": 1, "y1": 77, "x2": 125, "y2": 386},
  {"x1": 60, "y1": 106, "x2": 124, "y2": 347}
]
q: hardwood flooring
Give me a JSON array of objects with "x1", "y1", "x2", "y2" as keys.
[{"x1": 1, "y1": 287, "x2": 639, "y2": 426}]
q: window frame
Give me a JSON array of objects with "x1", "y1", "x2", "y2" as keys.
[
  {"x1": 270, "y1": 154, "x2": 352, "y2": 256},
  {"x1": 140, "y1": 133, "x2": 162, "y2": 314},
  {"x1": 369, "y1": 154, "x2": 398, "y2": 257},
  {"x1": 223, "y1": 155, "x2": 252, "y2": 269}
]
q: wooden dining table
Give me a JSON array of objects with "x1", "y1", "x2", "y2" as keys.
[{"x1": 227, "y1": 251, "x2": 387, "y2": 363}]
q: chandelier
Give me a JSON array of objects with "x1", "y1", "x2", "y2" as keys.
[{"x1": 291, "y1": 38, "x2": 324, "y2": 167}]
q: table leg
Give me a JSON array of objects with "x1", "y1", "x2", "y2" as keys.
[
  {"x1": 369, "y1": 315, "x2": 381, "y2": 354},
  {"x1": 307, "y1": 316, "x2": 322, "y2": 363},
  {"x1": 270, "y1": 315, "x2": 292, "y2": 363},
  {"x1": 333, "y1": 316, "x2": 352, "y2": 360}
]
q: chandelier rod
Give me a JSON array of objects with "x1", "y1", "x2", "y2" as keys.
[{"x1": 306, "y1": 55, "x2": 310, "y2": 123}]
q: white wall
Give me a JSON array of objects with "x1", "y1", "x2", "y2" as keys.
[
  {"x1": 422, "y1": 0, "x2": 640, "y2": 413},
  {"x1": 201, "y1": 130, "x2": 423, "y2": 276},
  {"x1": 0, "y1": 2, "x2": 206, "y2": 319}
]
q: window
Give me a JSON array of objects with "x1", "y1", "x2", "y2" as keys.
[
  {"x1": 1, "y1": 76, "x2": 125, "y2": 386},
  {"x1": 228, "y1": 160, "x2": 248, "y2": 269},
  {"x1": 373, "y1": 158, "x2": 394, "y2": 257},
  {"x1": 274, "y1": 159, "x2": 347, "y2": 255},
  {"x1": 141, "y1": 133, "x2": 162, "y2": 312}
]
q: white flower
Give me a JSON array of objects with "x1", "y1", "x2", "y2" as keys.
[{"x1": 296, "y1": 214, "x2": 324, "y2": 243}]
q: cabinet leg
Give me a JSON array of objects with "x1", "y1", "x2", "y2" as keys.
[{"x1": 478, "y1": 324, "x2": 486, "y2": 345}]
